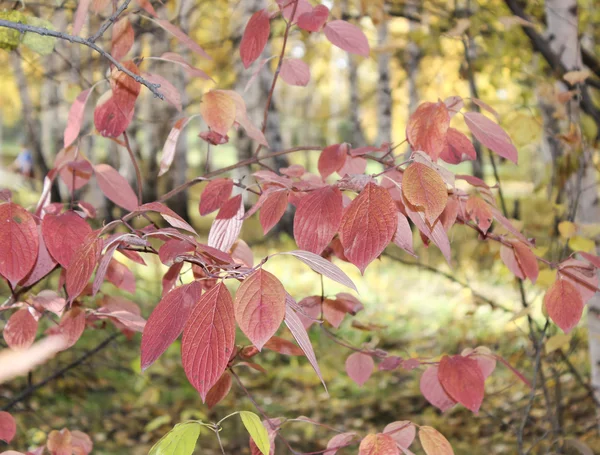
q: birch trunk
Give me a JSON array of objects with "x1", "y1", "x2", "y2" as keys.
[{"x1": 376, "y1": 19, "x2": 392, "y2": 146}]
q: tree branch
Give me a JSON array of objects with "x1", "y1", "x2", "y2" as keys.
[
  {"x1": 0, "y1": 19, "x2": 164, "y2": 99},
  {"x1": 88, "y1": 0, "x2": 132, "y2": 43}
]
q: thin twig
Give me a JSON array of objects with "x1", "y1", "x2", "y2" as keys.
[
  {"x1": 0, "y1": 19, "x2": 164, "y2": 99},
  {"x1": 88, "y1": 0, "x2": 132, "y2": 43}
]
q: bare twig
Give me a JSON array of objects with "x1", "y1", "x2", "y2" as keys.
[{"x1": 88, "y1": 0, "x2": 132, "y2": 43}]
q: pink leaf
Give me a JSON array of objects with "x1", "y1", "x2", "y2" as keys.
[
  {"x1": 294, "y1": 186, "x2": 343, "y2": 255},
  {"x1": 181, "y1": 283, "x2": 236, "y2": 401},
  {"x1": 94, "y1": 164, "x2": 138, "y2": 211},
  {"x1": 345, "y1": 352, "x2": 374, "y2": 386},
  {"x1": 234, "y1": 269, "x2": 286, "y2": 350},
  {"x1": 260, "y1": 190, "x2": 289, "y2": 234},
  {"x1": 282, "y1": 250, "x2": 357, "y2": 292},
  {"x1": 324, "y1": 432, "x2": 356, "y2": 455},
  {"x1": 3, "y1": 308, "x2": 38, "y2": 350},
  {"x1": 42, "y1": 211, "x2": 92, "y2": 268},
  {"x1": 339, "y1": 183, "x2": 398, "y2": 273},
  {"x1": 439, "y1": 128, "x2": 477, "y2": 164},
  {"x1": 159, "y1": 52, "x2": 213, "y2": 80},
  {"x1": 159, "y1": 117, "x2": 192, "y2": 176},
  {"x1": 392, "y1": 212, "x2": 414, "y2": 256},
  {"x1": 318, "y1": 143, "x2": 348, "y2": 179},
  {"x1": 324, "y1": 20, "x2": 370, "y2": 57},
  {"x1": 438, "y1": 355, "x2": 485, "y2": 413},
  {"x1": 544, "y1": 278, "x2": 584, "y2": 334},
  {"x1": 284, "y1": 295, "x2": 327, "y2": 391},
  {"x1": 419, "y1": 365, "x2": 456, "y2": 412},
  {"x1": 93, "y1": 90, "x2": 134, "y2": 138},
  {"x1": 111, "y1": 17, "x2": 134, "y2": 62},
  {"x1": 141, "y1": 281, "x2": 203, "y2": 370},
  {"x1": 297, "y1": 5, "x2": 329, "y2": 32},
  {"x1": 464, "y1": 112, "x2": 517, "y2": 163},
  {"x1": 73, "y1": 0, "x2": 92, "y2": 35},
  {"x1": 0, "y1": 202, "x2": 39, "y2": 287},
  {"x1": 138, "y1": 202, "x2": 197, "y2": 234},
  {"x1": 0, "y1": 412, "x2": 16, "y2": 443},
  {"x1": 142, "y1": 73, "x2": 182, "y2": 111},
  {"x1": 155, "y1": 19, "x2": 211, "y2": 59},
  {"x1": 56, "y1": 307, "x2": 86, "y2": 349},
  {"x1": 338, "y1": 155, "x2": 367, "y2": 177},
  {"x1": 280, "y1": 59, "x2": 311, "y2": 86},
  {"x1": 240, "y1": 9, "x2": 271, "y2": 68},
  {"x1": 208, "y1": 195, "x2": 244, "y2": 252},
  {"x1": 64, "y1": 88, "x2": 93, "y2": 148},
  {"x1": 383, "y1": 422, "x2": 415, "y2": 450}
]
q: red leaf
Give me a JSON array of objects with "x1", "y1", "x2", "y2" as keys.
[
  {"x1": 182, "y1": 282, "x2": 235, "y2": 401},
  {"x1": 324, "y1": 432, "x2": 356, "y2": 455},
  {"x1": 200, "y1": 91, "x2": 236, "y2": 135},
  {"x1": 105, "y1": 259, "x2": 136, "y2": 293},
  {"x1": 159, "y1": 117, "x2": 192, "y2": 176},
  {"x1": 54, "y1": 147, "x2": 92, "y2": 192},
  {"x1": 231, "y1": 239, "x2": 254, "y2": 268},
  {"x1": 111, "y1": 17, "x2": 134, "y2": 62},
  {"x1": 205, "y1": 371, "x2": 233, "y2": 409},
  {"x1": 323, "y1": 298, "x2": 347, "y2": 328},
  {"x1": 282, "y1": 250, "x2": 357, "y2": 291},
  {"x1": 402, "y1": 162, "x2": 448, "y2": 225},
  {"x1": 392, "y1": 212, "x2": 414, "y2": 255},
  {"x1": 260, "y1": 190, "x2": 289, "y2": 234},
  {"x1": 0, "y1": 411, "x2": 16, "y2": 443},
  {"x1": 42, "y1": 211, "x2": 92, "y2": 268},
  {"x1": 284, "y1": 296, "x2": 327, "y2": 391},
  {"x1": 240, "y1": 9, "x2": 271, "y2": 68},
  {"x1": 339, "y1": 183, "x2": 398, "y2": 273},
  {"x1": 264, "y1": 336, "x2": 304, "y2": 356},
  {"x1": 64, "y1": 88, "x2": 93, "y2": 148},
  {"x1": 3, "y1": 308, "x2": 38, "y2": 350},
  {"x1": 94, "y1": 164, "x2": 138, "y2": 211},
  {"x1": 544, "y1": 278, "x2": 584, "y2": 334},
  {"x1": 0, "y1": 202, "x2": 38, "y2": 286},
  {"x1": 444, "y1": 96, "x2": 463, "y2": 116},
  {"x1": 419, "y1": 365, "x2": 456, "y2": 412},
  {"x1": 32, "y1": 290, "x2": 65, "y2": 316},
  {"x1": 109, "y1": 61, "x2": 141, "y2": 114},
  {"x1": 142, "y1": 73, "x2": 182, "y2": 111},
  {"x1": 294, "y1": 186, "x2": 343, "y2": 255},
  {"x1": 323, "y1": 20, "x2": 370, "y2": 57},
  {"x1": 297, "y1": 5, "x2": 329, "y2": 32},
  {"x1": 560, "y1": 259, "x2": 599, "y2": 303},
  {"x1": 280, "y1": 59, "x2": 311, "y2": 86},
  {"x1": 419, "y1": 427, "x2": 454, "y2": 455},
  {"x1": 500, "y1": 240, "x2": 538, "y2": 283},
  {"x1": 358, "y1": 433, "x2": 399, "y2": 455},
  {"x1": 383, "y1": 421, "x2": 415, "y2": 450},
  {"x1": 439, "y1": 128, "x2": 477, "y2": 164},
  {"x1": 66, "y1": 232, "x2": 101, "y2": 302},
  {"x1": 464, "y1": 112, "x2": 517, "y2": 163},
  {"x1": 406, "y1": 102, "x2": 450, "y2": 161},
  {"x1": 141, "y1": 281, "x2": 203, "y2": 370},
  {"x1": 438, "y1": 355, "x2": 485, "y2": 413},
  {"x1": 345, "y1": 352, "x2": 374, "y2": 387},
  {"x1": 318, "y1": 143, "x2": 348, "y2": 179},
  {"x1": 155, "y1": 19, "x2": 211, "y2": 59},
  {"x1": 277, "y1": 0, "x2": 312, "y2": 23},
  {"x1": 295, "y1": 296, "x2": 322, "y2": 329},
  {"x1": 93, "y1": 90, "x2": 134, "y2": 137},
  {"x1": 338, "y1": 155, "x2": 367, "y2": 177},
  {"x1": 162, "y1": 262, "x2": 183, "y2": 296},
  {"x1": 208, "y1": 195, "x2": 244, "y2": 252},
  {"x1": 235, "y1": 269, "x2": 286, "y2": 350},
  {"x1": 465, "y1": 196, "x2": 492, "y2": 234}
]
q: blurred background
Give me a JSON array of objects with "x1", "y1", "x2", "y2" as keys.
[{"x1": 1, "y1": 0, "x2": 600, "y2": 453}]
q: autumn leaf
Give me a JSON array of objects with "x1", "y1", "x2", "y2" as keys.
[
  {"x1": 419, "y1": 426, "x2": 454, "y2": 455},
  {"x1": 323, "y1": 20, "x2": 370, "y2": 57},
  {"x1": 345, "y1": 352, "x2": 374, "y2": 387},
  {"x1": 406, "y1": 101, "x2": 451, "y2": 161},
  {"x1": 200, "y1": 91, "x2": 236, "y2": 135},
  {"x1": 438, "y1": 355, "x2": 485, "y2": 413},
  {"x1": 3, "y1": 308, "x2": 38, "y2": 350},
  {"x1": 544, "y1": 278, "x2": 584, "y2": 334},
  {"x1": 199, "y1": 178, "x2": 234, "y2": 216},
  {"x1": 42, "y1": 211, "x2": 92, "y2": 268},
  {"x1": 240, "y1": 9, "x2": 271, "y2": 68},
  {"x1": 402, "y1": 162, "x2": 448, "y2": 225},
  {"x1": 464, "y1": 112, "x2": 517, "y2": 163},
  {"x1": 0, "y1": 202, "x2": 39, "y2": 286},
  {"x1": 358, "y1": 433, "x2": 399, "y2": 455}
]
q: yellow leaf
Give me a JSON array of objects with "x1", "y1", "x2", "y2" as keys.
[
  {"x1": 563, "y1": 69, "x2": 592, "y2": 85},
  {"x1": 537, "y1": 269, "x2": 557, "y2": 287},
  {"x1": 240, "y1": 411, "x2": 270, "y2": 455},
  {"x1": 545, "y1": 334, "x2": 571, "y2": 354},
  {"x1": 22, "y1": 17, "x2": 57, "y2": 55},
  {"x1": 568, "y1": 235, "x2": 595, "y2": 253},
  {"x1": 558, "y1": 221, "x2": 577, "y2": 239},
  {"x1": 508, "y1": 305, "x2": 535, "y2": 323}
]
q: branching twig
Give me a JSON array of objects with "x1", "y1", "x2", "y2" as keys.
[
  {"x1": 88, "y1": 0, "x2": 132, "y2": 43},
  {"x1": 0, "y1": 19, "x2": 164, "y2": 99}
]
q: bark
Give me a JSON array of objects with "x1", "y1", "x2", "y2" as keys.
[
  {"x1": 404, "y1": 0, "x2": 421, "y2": 157},
  {"x1": 376, "y1": 19, "x2": 392, "y2": 146},
  {"x1": 543, "y1": 0, "x2": 600, "y2": 416}
]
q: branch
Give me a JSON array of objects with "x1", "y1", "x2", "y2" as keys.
[
  {"x1": 0, "y1": 19, "x2": 164, "y2": 100},
  {"x1": 1, "y1": 333, "x2": 120, "y2": 411},
  {"x1": 88, "y1": 0, "x2": 132, "y2": 43}
]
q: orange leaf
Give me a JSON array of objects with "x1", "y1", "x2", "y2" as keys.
[
  {"x1": 358, "y1": 433, "x2": 399, "y2": 455},
  {"x1": 200, "y1": 91, "x2": 236, "y2": 135},
  {"x1": 465, "y1": 196, "x2": 492, "y2": 234},
  {"x1": 419, "y1": 426, "x2": 454, "y2": 455},
  {"x1": 544, "y1": 278, "x2": 583, "y2": 333},
  {"x1": 402, "y1": 163, "x2": 448, "y2": 224},
  {"x1": 406, "y1": 101, "x2": 450, "y2": 161}
]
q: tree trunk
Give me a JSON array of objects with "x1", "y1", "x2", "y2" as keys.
[
  {"x1": 544, "y1": 0, "x2": 600, "y2": 414},
  {"x1": 376, "y1": 19, "x2": 392, "y2": 146}
]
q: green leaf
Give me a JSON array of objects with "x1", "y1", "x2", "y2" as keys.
[
  {"x1": 22, "y1": 16, "x2": 56, "y2": 55},
  {"x1": 0, "y1": 10, "x2": 27, "y2": 51},
  {"x1": 239, "y1": 411, "x2": 270, "y2": 455},
  {"x1": 148, "y1": 422, "x2": 201, "y2": 455}
]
